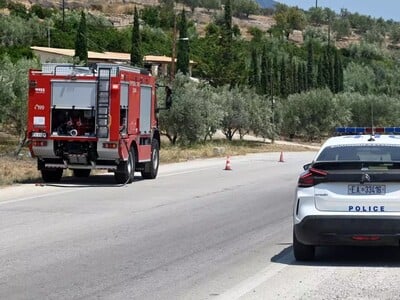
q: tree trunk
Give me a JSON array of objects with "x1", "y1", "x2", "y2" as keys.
[{"x1": 14, "y1": 130, "x2": 27, "y2": 157}]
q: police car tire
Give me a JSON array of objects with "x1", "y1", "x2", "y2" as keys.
[
  {"x1": 141, "y1": 139, "x2": 159, "y2": 180},
  {"x1": 41, "y1": 168, "x2": 63, "y2": 183},
  {"x1": 293, "y1": 230, "x2": 315, "y2": 261},
  {"x1": 73, "y1": 169, "x2": 91, "y2": 178},
  {"x1": 114, "y1": 149, "x2": 135, "y2": 184}
]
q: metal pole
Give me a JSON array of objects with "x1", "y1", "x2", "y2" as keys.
[
  {"x1": 62, "y1": 0, "x2": 65, "y2": 30},
  {"x1": 270, "y1": 72, "x2": 275, "y2": 143},
  {"x1": 170, "y1": 14, "x2": 177, "y2": 81},
  {"x1": 271, "y1": 97, "x2": 275, "y2": 143},
  {"x1": 315, "y1": 0, "x2": 318, "y2": 8},
  {"x1": 47, "y1": 27, "x2": 50, "y2": 47}
]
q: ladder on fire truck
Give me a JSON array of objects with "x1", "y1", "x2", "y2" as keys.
[{"x1": 96, "y1": 68, "x2": 111, "y2": 138}]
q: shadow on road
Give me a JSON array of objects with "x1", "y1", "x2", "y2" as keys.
[
  {"x1": 272, "y1": 245, "x2": 400, "y2": 267},
  {"x1": 26, "y1": 174, "x2": 145, "y2": 188}
]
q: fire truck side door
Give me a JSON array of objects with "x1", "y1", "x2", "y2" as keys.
[{"x1": 140, "y1": 85, "x2": 152, "y2": 135}]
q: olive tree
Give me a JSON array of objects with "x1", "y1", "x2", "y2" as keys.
[
  {"x1": 198, "y1": 84, "x2": 224, "y2": 141},
  {"x1": 158, "y1": 73, "x2": 223, "y2": 145},
  {"x1": 336, "y1": 92, "x2": 400, "y2": 127},
  {"x1": 0, "y1": 56, "x2": 39, "y2": 155},
  {"x1": 0, "y1": 15, "x2": 45, "y2": 47},
  {"x1": 281, "y1": 88, "x2": 350, "y2": 140},
  {"x1": 217, "y1": 85, "x2": 251, "y2": 141},
  {"x1": 243, "y1": 88, "x2": 273, "y2": 140},
  {"x1": 274, "y1": 7, "x2": 306, "y2": 39},
  {"x1": 344, "y1": 62, "x2": 376, "y2": 95}
]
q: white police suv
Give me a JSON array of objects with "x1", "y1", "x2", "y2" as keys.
[{"x1": 293, "y1": 127, "x2": 400, "y2": 260}]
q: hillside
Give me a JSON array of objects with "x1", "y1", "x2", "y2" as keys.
[
  {"x1": 9, "y1": 0, "x2": 278, "y2": 40},
  {"x1": 8, "y1": 0, "x2": 368, "y2": 47}
]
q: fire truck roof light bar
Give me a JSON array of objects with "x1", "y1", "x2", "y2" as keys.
[{"x1": 335, "y1": 127, "x2": 400, "y2": 135}]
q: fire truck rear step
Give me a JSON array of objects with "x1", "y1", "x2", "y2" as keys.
[{"x1": 45, "y1": 162, "x2": 117, "y2": 170}]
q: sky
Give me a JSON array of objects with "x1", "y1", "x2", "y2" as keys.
[{"x1": 276, "y1": 0, "x2": 400, "y2": 21}]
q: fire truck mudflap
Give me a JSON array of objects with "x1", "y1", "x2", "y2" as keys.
[{"x1": 28, "y1": 63, "x2": 160, "y2": 184}]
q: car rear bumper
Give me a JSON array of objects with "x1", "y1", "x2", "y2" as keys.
[{"x1": 294, "y1": 216, "x2": 400, "y2": 246}]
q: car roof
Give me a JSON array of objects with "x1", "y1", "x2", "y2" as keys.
[
  {"x1": 313, "y1": 135, "x2": 400, "y2": 162},
  {"x1": 322, "y1": 135, "x2": 400, "y2": 147}
]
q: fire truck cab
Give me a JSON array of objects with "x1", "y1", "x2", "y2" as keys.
[{"x1": 27, "y1": 63, "x2": 160, "y2": 184}]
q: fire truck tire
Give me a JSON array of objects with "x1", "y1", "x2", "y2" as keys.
[
  {"x1": 41, "y1": 169, "x2": 63, "y2": 183},
  {"x1": 114, "y1": 148, "x2": 135, "y2": 184},
  {"x1": 73, "y1": 169, "x2": 91, "y2": 178},
  {"x1": 141, "y1": 139, "x2": 159, "y2": 179}
]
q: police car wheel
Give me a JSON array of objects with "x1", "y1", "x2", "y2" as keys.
[{"x1": 293, "y1": 230, "x2": 315, "y2": 261}]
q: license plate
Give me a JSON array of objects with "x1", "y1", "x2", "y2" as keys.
[{"x1": 348, "y1": 184, "x2": 386, "y2": 195}]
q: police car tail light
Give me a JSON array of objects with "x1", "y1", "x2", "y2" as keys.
[
  {"x1": 352, "y1": 235, "x2": 380, "y2": 241},
  {"x1": 298, "y1": 168, "x2": 327, "y2": 188}
]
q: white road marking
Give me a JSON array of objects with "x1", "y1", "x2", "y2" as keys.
[{"x1": 0, "y1": 187, "x2": 91, "y2": 205}]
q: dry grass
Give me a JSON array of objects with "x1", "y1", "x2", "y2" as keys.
[
  {"x1": 0, "y1": 137, "x2": 315, "y2": 186},
  {"x1": 0, "y1": 156, "x2": 39, "y2": 186}
]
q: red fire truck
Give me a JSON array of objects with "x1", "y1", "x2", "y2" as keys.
[{"x1": 27, "y1": 63, "x2": 161, "y2": 184}]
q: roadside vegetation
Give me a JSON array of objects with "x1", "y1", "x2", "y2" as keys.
[{"x1": 1, "y1": 0, "x2": 400, "y2": 184}]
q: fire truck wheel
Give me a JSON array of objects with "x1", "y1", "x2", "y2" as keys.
[
  {"x1": 41, "y1": 169, "x2": 63, "y2": 183},
  {"x1": 73, "y1": 169, "x2": 91, "y2": 178},
  {"x1": 141, "y1": 139, "x2": 159, "y2": 179},
  {"x1": 114, "y1": 149, "x2": 135, "y2": 184}
]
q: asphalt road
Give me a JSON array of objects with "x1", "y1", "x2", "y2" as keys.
[{"x1": 2, "y1": 151, "x2": 400, "y2": 300}]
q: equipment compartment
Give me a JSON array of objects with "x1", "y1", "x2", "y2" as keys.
[{"x1": 51, "y1": 108, "x2": 96, "y2": 137}]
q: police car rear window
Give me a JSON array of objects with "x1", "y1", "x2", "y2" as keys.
[{"x1": 316, "y1": 145, "x2": 400, "y2": 162}]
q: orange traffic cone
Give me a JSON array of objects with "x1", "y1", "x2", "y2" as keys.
[
  {"x1": 224, "y1": 156, "x2": 232, "y2": 170},
  {"x1": 279, "y1": 151, "x2": 284, "y2": 162}
]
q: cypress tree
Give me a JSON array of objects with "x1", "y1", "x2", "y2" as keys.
[
  {"x1": 213, "y1": 0, "x2": 235, "y2": 86},
  {"x1": 317, "y1": 56, "x2": 324, "y2": 88},
  {"x1": 273, "y1": 56, "x2": 279, "y2": 96},
  {"x1": 324, "y1": 46, "x2": 333, "y2": 91},
  {"x1": 338, "y1": 57, "x2": 344, "y2": 92},
  {"x1": 267, "y1": 57, "x2": 273, "y2": 96},
  {"x1": 249, "y1": 47, "x2": 259, "y2": 90},
  {"x1": 176, "y1": 9, "x2": 190, "y2": 75},
  {"x1": 260, "y1": 46, "x2": 268, "y2": 95},
  {"x1": 222, "y1": 0, "x2": 233, "y2": 84},
  {"x1": 130, "y1": 6, "x2": 142, "y2": 67},
  {"x1": 223, "y1": 0, "x2": 233, "y2": 45},
  {"x1": 74, "y1": 11, "x2": 88, "y2": 65},
  {"x1": 292, "y1": 61, "x2": 298, "y2": 94},
  {"x1": 306, "y1": 40, "x2": 314, "y2": 90},
  {"x1": 301, "y1": 62, "x2": 307, "y2": 92},
  {"x1": 280, "y1": 57, "x2": 287, "y2": 98},
  {"x1": 298, "y1": 62, "x2": 304, "y2": 92},
  {"x1": 334, "y1": 49, "x2": 344, "y2": 93},
  {"x1": 287, "y1": 56, "x2": 294, "y2": 95}
]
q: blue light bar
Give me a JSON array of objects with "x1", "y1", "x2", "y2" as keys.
[{"x1": 335, "y1": 127, "x2": 400, "y2": 135}]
